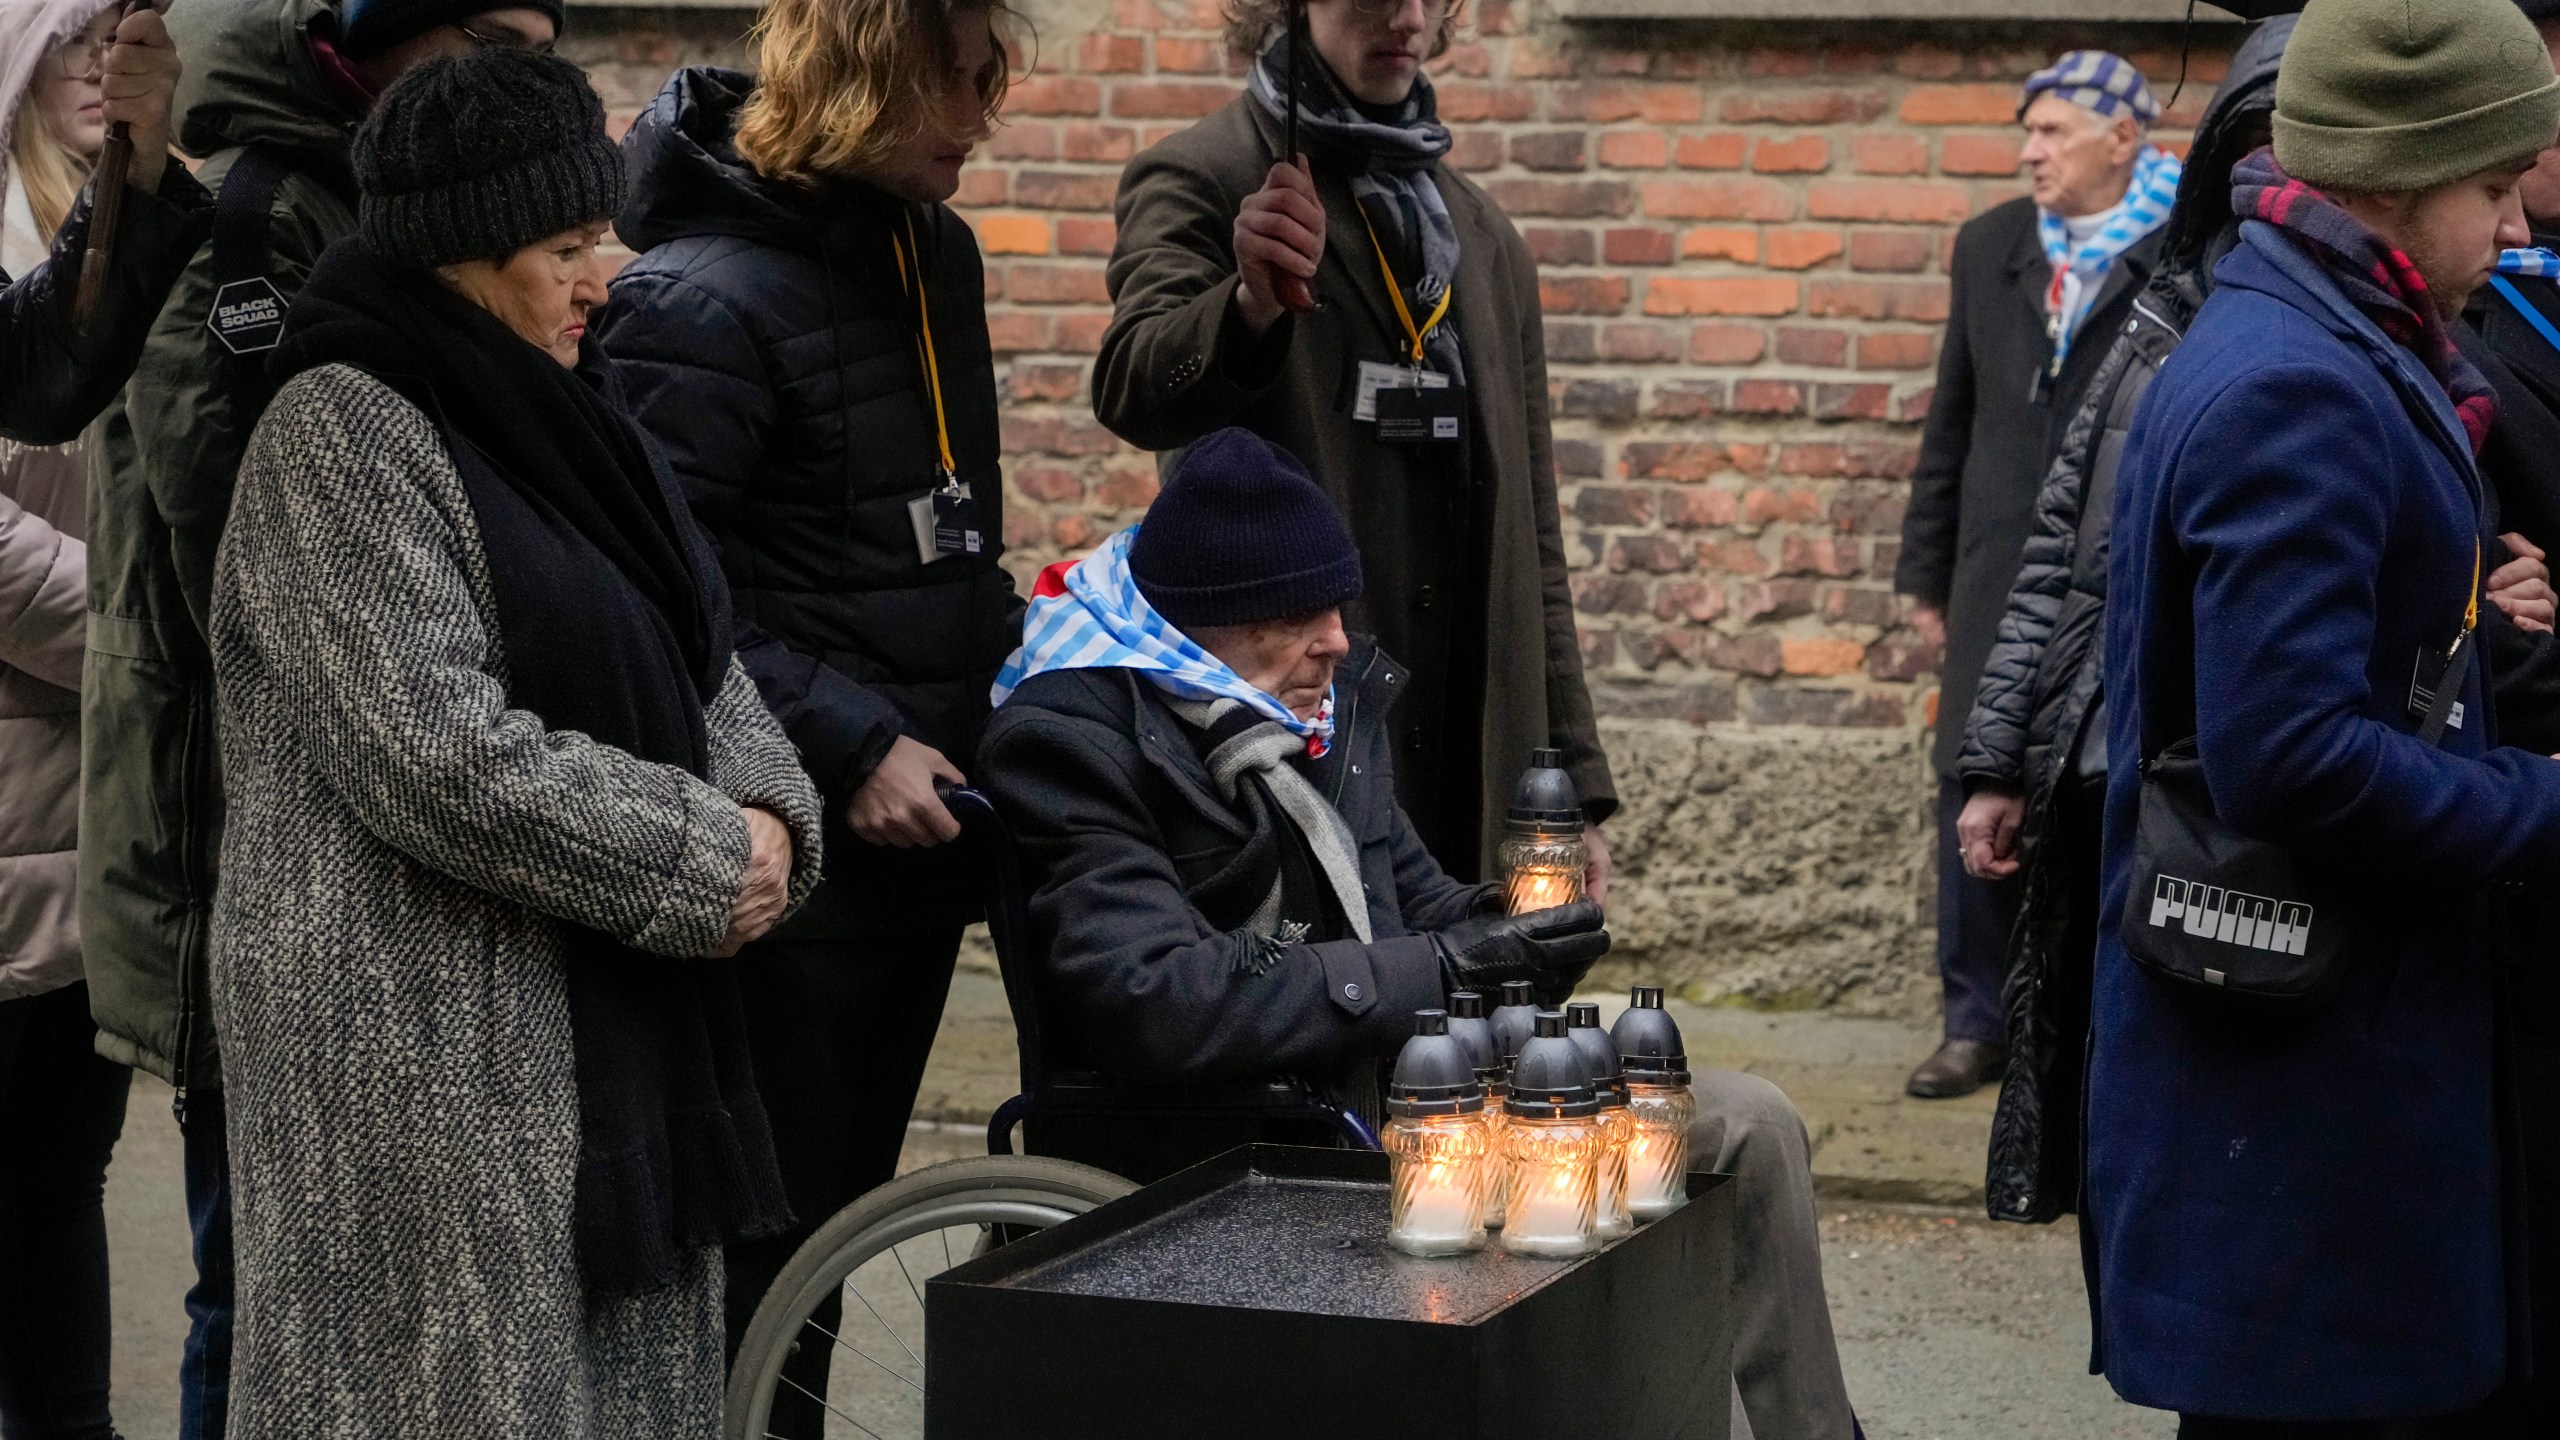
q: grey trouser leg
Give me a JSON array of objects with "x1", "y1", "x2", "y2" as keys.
[{"x1": 1689, "y1": 1069, "x2": 1856, "y2": 1440}]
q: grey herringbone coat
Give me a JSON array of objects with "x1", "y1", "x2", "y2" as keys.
[{"x1": 207, "y1": 363, "x2": 826, "y2": 1439}]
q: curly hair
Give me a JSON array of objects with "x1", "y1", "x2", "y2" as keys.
[
  {"x1": 734, "y1": 0, "x2": 1018, "y2": 188},
  {"x1": 1220, "y1": 0, "x2": 1463, "y2": 66}
]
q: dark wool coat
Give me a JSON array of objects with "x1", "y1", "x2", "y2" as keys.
[
  {"x1": 2094, "y1": 223, "x2": 2560, "y2": 1419},
  {"x1": 598, "y1": 68, "x2": 1024, "y2": 932},
  {"x1": 1092, "y1": 96, "x2": 1612, "y2": 880},
  {"x1": 977, "y1": 637, "x2": 1483, "y2": 1084},
  {"x1": 1902, "y1": 194, "x2": 2158, "y2": 778}
]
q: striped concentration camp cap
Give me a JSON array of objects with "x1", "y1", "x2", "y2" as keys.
[{"x1": 2019, "y1": 50, "x2": 2161, "y2": 127}]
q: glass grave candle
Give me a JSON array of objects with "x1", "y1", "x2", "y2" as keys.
[
  {"x1": 1499, "y1": 748, "x2": 1588, "y2": 915},
  {"x1": 1565, "y1": 1002, "x2": 1636, "y2": 1241},
  {"x1": 1499, "y1": 1012, "x2": 1606, "y2": 1258},
  {"x1": 1612, "y1": 984, "x2": 1696, "y2": 1221},
  {"x1": 1383, "y1": 1010, "x2": 1492, "y2": 1257},
  {"x1": 1445, "y1": 990, "x2": 1509, "y2": 1229}
]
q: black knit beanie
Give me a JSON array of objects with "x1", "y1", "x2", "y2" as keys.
[
  {"x1": 1130, "y1": 428, "x2": 1364, "y2": 629},
  {"x1": 351, "y1": 48, "x2": 624, "y2": 269},
  {"x1": 337, "y1": 0, "x2": 567, "y2": 60}
]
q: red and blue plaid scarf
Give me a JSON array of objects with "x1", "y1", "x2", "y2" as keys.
[{"x1": 2230, "y1": 146, "x2": 2498, "y2": 455}]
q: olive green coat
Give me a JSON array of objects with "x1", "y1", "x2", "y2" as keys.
[
  {"x1": 81, "y1": 0, "x2": 356, "y2": 1089},
  {"x1": 1093, "y1": 96, "x2": 1613, "y2": 879}
]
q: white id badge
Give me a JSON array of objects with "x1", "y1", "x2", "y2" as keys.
[
  {"x1": 907, "y1": 482, "x2": 975, "y2": 565},
  {"x1": 1353, "y1": 360, "x2": 1450, "y2": 422}
]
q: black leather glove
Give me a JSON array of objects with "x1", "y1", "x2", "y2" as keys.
[{"x1": 1432, "y1": 901, "x2": 1610, "y2": 994}]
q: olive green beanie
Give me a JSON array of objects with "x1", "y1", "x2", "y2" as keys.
[{"x1": 2273, "y1": 0, "x2": 2560, "y2": 191}]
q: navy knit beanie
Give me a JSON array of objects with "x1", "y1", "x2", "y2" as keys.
[
  {"x1": 1130, "y1": 428, "x2": 1364, "y2": 629},
  {"x1": 338, "y1": 0, "x2": 566, "y2": 60},
  {"x1": 352, "y1": 49, "x2": 624, "y2": 269}
]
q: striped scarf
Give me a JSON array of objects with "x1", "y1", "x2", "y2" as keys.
[
  {"x1": 2500, "y1": 247, "x2": 2560, "y2": 278},
  {"x1": 2039, "y1": 142, "x2": 2181, "y2": 358},
  {"x1": 1247, "y1": 34, "x2": 1464, "y2": 380},
  {"x1": 990, "y1": 527, "x2": 1337, "y2": 758},
  {"x1": 2230, "y1": 146, "x2": 2498, "y2": 456}
]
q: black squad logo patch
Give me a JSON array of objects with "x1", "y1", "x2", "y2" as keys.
[{"x1": 208, "y1": 278, "x2": 286, "y2": 355}]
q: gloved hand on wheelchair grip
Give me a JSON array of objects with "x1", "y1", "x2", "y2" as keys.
[{"x1": 1431, "y1": 901, "x2": 1610, "y2": 993}]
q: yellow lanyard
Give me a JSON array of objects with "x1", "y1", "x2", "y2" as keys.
[
  {"x1": 889, "y1": 212, "x2": 959, "y2": 484},
  {"x1": 1363, "y1": 214, "x2": 1451, "y2": 368},
  {"x1": 2466, "y1": 538, "x2": 2482, "y2": 636}
]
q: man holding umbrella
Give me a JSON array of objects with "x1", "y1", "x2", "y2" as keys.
[{"x1": 1092, "y1": 0, "x2": 1614, "y2": 898}]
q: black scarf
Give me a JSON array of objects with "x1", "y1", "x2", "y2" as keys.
[{"x1": 270, "y1": 238, "x2": 791, "y2": 1297}]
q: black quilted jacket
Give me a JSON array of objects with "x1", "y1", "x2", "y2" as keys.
[
  {"x1": 1973, "y1": 16, "x2": 2293, "y2": 1226},
  {"x1": 598, "y1": 68, "x2": 1023, "y2": 923},
  {"x1": 0, "y1": 167, "x2": 209, "y2": 445}
]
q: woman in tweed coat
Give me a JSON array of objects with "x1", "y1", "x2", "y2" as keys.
[{"x1": 205, "y1": 53, "x2": 823, "y2": 1438}]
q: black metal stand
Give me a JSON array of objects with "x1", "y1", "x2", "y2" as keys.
[{"x1": 927, "y1": 1145, "x2": 1734, "y2": 1439}]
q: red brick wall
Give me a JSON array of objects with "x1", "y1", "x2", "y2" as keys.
[{"x1": 953, "y1": 7, "x2": 2232, "y2": 749}]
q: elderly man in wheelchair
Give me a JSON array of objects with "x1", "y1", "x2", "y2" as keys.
[{"x1": 977, "y1": 428, "x2": 1860, "y2": 1440}]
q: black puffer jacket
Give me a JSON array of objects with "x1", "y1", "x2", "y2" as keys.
[
  {"x1": 1973, "y1": 15, "x2": 2293, "y2": 1226},
  {"x1": 0, "y1": 168, "x2": 210, "y2": 445},
  {"x1": 598, "y1": 68, "x2": 1022, "y2": 920}
]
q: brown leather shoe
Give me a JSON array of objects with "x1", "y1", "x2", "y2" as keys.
[{"x1": 1905, "y1": 1039, "x2": 2008, "y2": 1099}]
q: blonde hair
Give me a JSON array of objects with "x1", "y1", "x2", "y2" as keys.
[
  {"x1": 733, "y1": 0, "x2": 1016, "y2": 188},
  {"x1": 9, "y1": 85, "x2": 89, "y2": 241}
]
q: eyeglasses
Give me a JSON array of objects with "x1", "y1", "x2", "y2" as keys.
[
  {"x1": 456, "y1": 21, "x2": 556, "y2": 56},
  {"x1": 47, "y1": 29, "x2": 111, "y2": 80}
]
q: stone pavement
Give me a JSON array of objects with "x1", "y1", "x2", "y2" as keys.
[{"x1": 99, "y1": 969, "x2": 2163, "y2": 1438}]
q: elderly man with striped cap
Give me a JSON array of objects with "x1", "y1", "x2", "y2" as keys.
[{"x1": 1896, "y1": 49, "x2": 2180, "y2": 1101}]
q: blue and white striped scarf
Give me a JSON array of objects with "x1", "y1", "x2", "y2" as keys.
[
  {"x1": 2500, "y1": 248, "x2": 2560, "y2": 278},
  {"x1": 2039, "y1": 143, "x2": 2181, "y2": 358},
  {"x1": 990, "y1": 528, "x2": 1336, "y2": 757}
]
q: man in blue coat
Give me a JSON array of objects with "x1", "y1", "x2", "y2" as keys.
[{"x1": 2097, "y1": 0, "x2": 2560, "y2": 1429}]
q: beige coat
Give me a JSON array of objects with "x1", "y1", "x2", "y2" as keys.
[{"x1": 0, "y1": 429, "x2": 85, "y2": 1000}]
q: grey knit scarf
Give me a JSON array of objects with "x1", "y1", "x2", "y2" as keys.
[
  {"x1": 1248, "y1": 36, "x2": 1464, "y2": 380},
  {"x1": 1170, "y1": 696, "x2": 1373, "y2": 945}
]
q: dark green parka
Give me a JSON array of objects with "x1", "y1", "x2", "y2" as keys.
[{"x1": 81, "y1": 0, "x2": 358, "y2": 1090}]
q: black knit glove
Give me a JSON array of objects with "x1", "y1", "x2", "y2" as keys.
[{"x1": 1432, "y1": 901, "x2": 1610, "y2": 994}]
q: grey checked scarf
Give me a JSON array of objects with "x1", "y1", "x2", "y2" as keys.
[
  {"x1": 1170, "y1": 696, "x2": 1373, "y2": 946},
  {"x1": 1248, "y1": 36, "x2": 1465, "y2": 380}
]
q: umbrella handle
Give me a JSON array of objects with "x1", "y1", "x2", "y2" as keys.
[
  {"x1": 72, "y1": 0, "x2": 155, "y2": 335},
  {"x1": 1275, "y1": 0, "x2": 1313, "y2": 313}
]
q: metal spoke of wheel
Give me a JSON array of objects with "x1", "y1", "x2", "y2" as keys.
[
  {"x1": 776, "y1": 1372, "x2": 887, "y2": 1440},
  {"x1": 889, "y1": 1239, "x2": 925, "y2": 1310},
  {"x1": 940, "y1": 1225, "x2": 953, "y2": 1272},
  {"x1": 796, "y1": 1314, "x2": 925, "y2": 1397},
  {"x1": 840, "y1": 1273, "x2": 924, "y2": 1374}
]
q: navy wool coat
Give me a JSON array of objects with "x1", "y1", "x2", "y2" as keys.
[{"x1": 2095, "y1": 221, "x2": 2560, "y2": 1419}]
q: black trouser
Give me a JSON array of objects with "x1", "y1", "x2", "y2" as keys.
[
  {"x1": 0, "y1": 982, "x2": 131, "y2": 1440},
  {"x1": 722, "y1": 921, "x2": 962, "y2": 1440}
]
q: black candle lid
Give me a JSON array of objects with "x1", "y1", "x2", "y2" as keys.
[
  {"x1": 1443, "y1": 991, "x2": 1501, "y2": 1080},
  {"x1": 1612, "y1": 984, "x2": 1691, "y2": 1084},
  {"x1": 1489, "y1": 979, "x2": 1540, "y2": 1064},
  {"x1": 1564, "y1": 1001, "x2": 1628, "y2": 1104},
  {"x1": 1389, "y1": 1009, "x2": 1486, "y2": 1117},
  {"x1": 1506, "y1": 1011, "x2": 1601, "y2": 1119},
  {"x1": 1506, "y1": 747, "x2": 1585, "y2": 830}
]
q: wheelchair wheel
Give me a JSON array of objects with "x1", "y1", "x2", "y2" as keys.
[{"x1": 723, "y1": 1154, "x2": 1137, "y2": 1440}]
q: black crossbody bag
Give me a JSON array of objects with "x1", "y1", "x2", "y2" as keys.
[{"x1": 2119, "y1": 543, "x2": 2479, "y2": 1008}]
